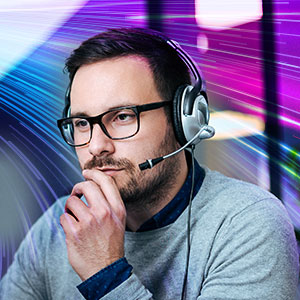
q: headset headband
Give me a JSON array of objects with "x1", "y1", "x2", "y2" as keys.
[{"x1": 166, "y1": 40, "x2": 201, "y2": 84}]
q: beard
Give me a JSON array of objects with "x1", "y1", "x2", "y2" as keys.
[{"x1": 83, "y1": 126, "x2": 182, "y2": 211}]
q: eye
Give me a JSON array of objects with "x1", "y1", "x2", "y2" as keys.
[
  {"x1": 74, "y1": 119, "x2": 89, "y2": 129},
  {"x1": 113, "y1": 110, "x2": 136, "y2": 124}
]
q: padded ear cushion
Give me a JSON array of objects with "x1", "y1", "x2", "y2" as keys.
[{"x1": 173, "y1": 84, "x2": 189, "y2": 146}]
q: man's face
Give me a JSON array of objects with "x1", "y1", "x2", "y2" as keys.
[{"x1": 70, "y1": 55, "x2": 181, "y2": 208}]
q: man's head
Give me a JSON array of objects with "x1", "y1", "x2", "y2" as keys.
[{"x1": 62, "y1": 28, "x2": 192, "y2": 211}]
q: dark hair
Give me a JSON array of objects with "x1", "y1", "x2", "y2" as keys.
[{"x1": 64, "y1": 28, "x2": 191, "y2": 110}]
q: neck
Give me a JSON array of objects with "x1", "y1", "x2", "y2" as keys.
[{"x1": 125, "y1": 151, "x2": 188, "y2": 232}]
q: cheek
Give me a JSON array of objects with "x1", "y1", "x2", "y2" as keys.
[
  {"x1": 75, "y1": 147, "x2": 91, "y2": 169},
  {"x1": 137, "y1": 115, "x2": 169, "y2": 145}
]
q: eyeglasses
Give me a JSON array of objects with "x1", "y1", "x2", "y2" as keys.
[{"x1": 57, "y1": 101, "x2": 171, "y2": 147}]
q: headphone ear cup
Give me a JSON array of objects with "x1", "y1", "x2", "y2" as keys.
[
  {"x1": 173, "y1": 84, "x2": 189, "y2": 146},
  {"x1": 63, "y1": 84, "x2": 71, "y2": 118}
]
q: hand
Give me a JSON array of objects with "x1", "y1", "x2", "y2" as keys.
[{"x1": 60, "y1": 169, "x2": 126, "y2": 281}]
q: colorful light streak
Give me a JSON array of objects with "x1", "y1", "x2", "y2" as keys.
[
  {"x1": 0, "y1": 0, "x2": 299, "y2": 281},
  {"x1": 0, "y1": 0, "x2": 88, "y2": 80}
]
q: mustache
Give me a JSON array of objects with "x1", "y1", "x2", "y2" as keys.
[{"x1": 83, "y1": 156, "x2": 135, "y2": 171}]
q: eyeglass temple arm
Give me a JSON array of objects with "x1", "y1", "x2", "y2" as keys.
[{"x1": 137, "y1": 101, "x2": 172, "y2": 113}]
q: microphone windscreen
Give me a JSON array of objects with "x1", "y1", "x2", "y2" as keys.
[
  {"x1": 139, "y1": 157, "x2": 164, "y2": 171},
  {"x1": 139, "y1": 161, "x2": 151, "y2": 171}
]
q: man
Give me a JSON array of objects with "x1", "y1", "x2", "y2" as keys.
[{"x1": 0, "y1": 28, "x2": 298, "y2": 299}]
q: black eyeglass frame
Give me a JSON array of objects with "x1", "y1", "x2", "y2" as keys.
[{"x1": 57, "y1": 101, "x2": 172, "y2": 147}]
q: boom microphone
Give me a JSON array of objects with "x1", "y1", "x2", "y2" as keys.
[{"x1": 139, "y1": 125, "x2": 215, "y2": 171}]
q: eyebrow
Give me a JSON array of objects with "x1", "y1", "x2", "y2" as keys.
[{"x1": 70, "y1": 112, "x2": 90, "y2": 118}]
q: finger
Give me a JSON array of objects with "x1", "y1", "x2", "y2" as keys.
[
  {"x1": 71, "y1": 180, "x2": 110, "y2": 213},
  {"x1": 82, "y1": 169, "x2": 125, "y2": 215},
  {"x1": 64, "y1": 195, "x2": 90, "y2": 222},
  {"x1": 60, "y1": 212, "x2": 79, "y2": 237}
]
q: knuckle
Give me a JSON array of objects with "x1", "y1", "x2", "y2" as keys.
[
  {"x1": 69, "y1": 224, "x2": 81, "y2": 238},
  {"x1": 85, "y1": 213, "x2": 95, "y2": 225},
  {"x1": 100, "y1": 206, "x2": 112, "y2": 219},
  {"x1": 82, "y1": 180, "x2": 97, "y2": 191},
  {"x1": 72, "y1": 182, "x2": 83, "y2": 192},
  {"x1": 65, "y1": 197, "x2": 78, "y2": 214},
  {"x1": 73, "y1": 182, "x2": 81, "y2": 189},
  {"x1": 65, "y1": 196, "x2": 79, "y2": 210},
  {"x1": 66, "y1": 195, "x2": 76, "y2": 205}
]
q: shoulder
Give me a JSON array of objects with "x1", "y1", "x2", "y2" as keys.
[
  {"x1": 16, "y1": 196, "x2": 68, "y2": 260},
  {"x1": 192, "y1": 167, "x2": 299, "y2": 298},
  {"x1": 0, "y1": 196, "x2": 70, "y2": 295},
  {"x1": 198, "y1": 166, "x2": 282, "y2": 216},
  {"x1": 31, "y1": 195, "x2": 68, "y2": 237},
  {"x1": 194, "y1": 166, "x2": 297, "y2": 258}
]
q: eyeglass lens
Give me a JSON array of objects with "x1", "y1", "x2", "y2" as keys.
[{"x1": 61, "y1": 108, "x2": 139, "y2": 146}]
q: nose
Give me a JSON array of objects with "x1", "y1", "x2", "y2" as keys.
[{"x1": 88, "y1": 124, "x2": 115, "y2": 157}]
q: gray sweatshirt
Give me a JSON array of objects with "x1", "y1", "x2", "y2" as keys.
[{"x1": 0, "y1": 167, "x2": 299, "y2": 299}]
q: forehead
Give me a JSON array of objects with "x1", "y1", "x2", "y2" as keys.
[{"x1": 70, "y1": 55, "x2": 162, "y2": 115}]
